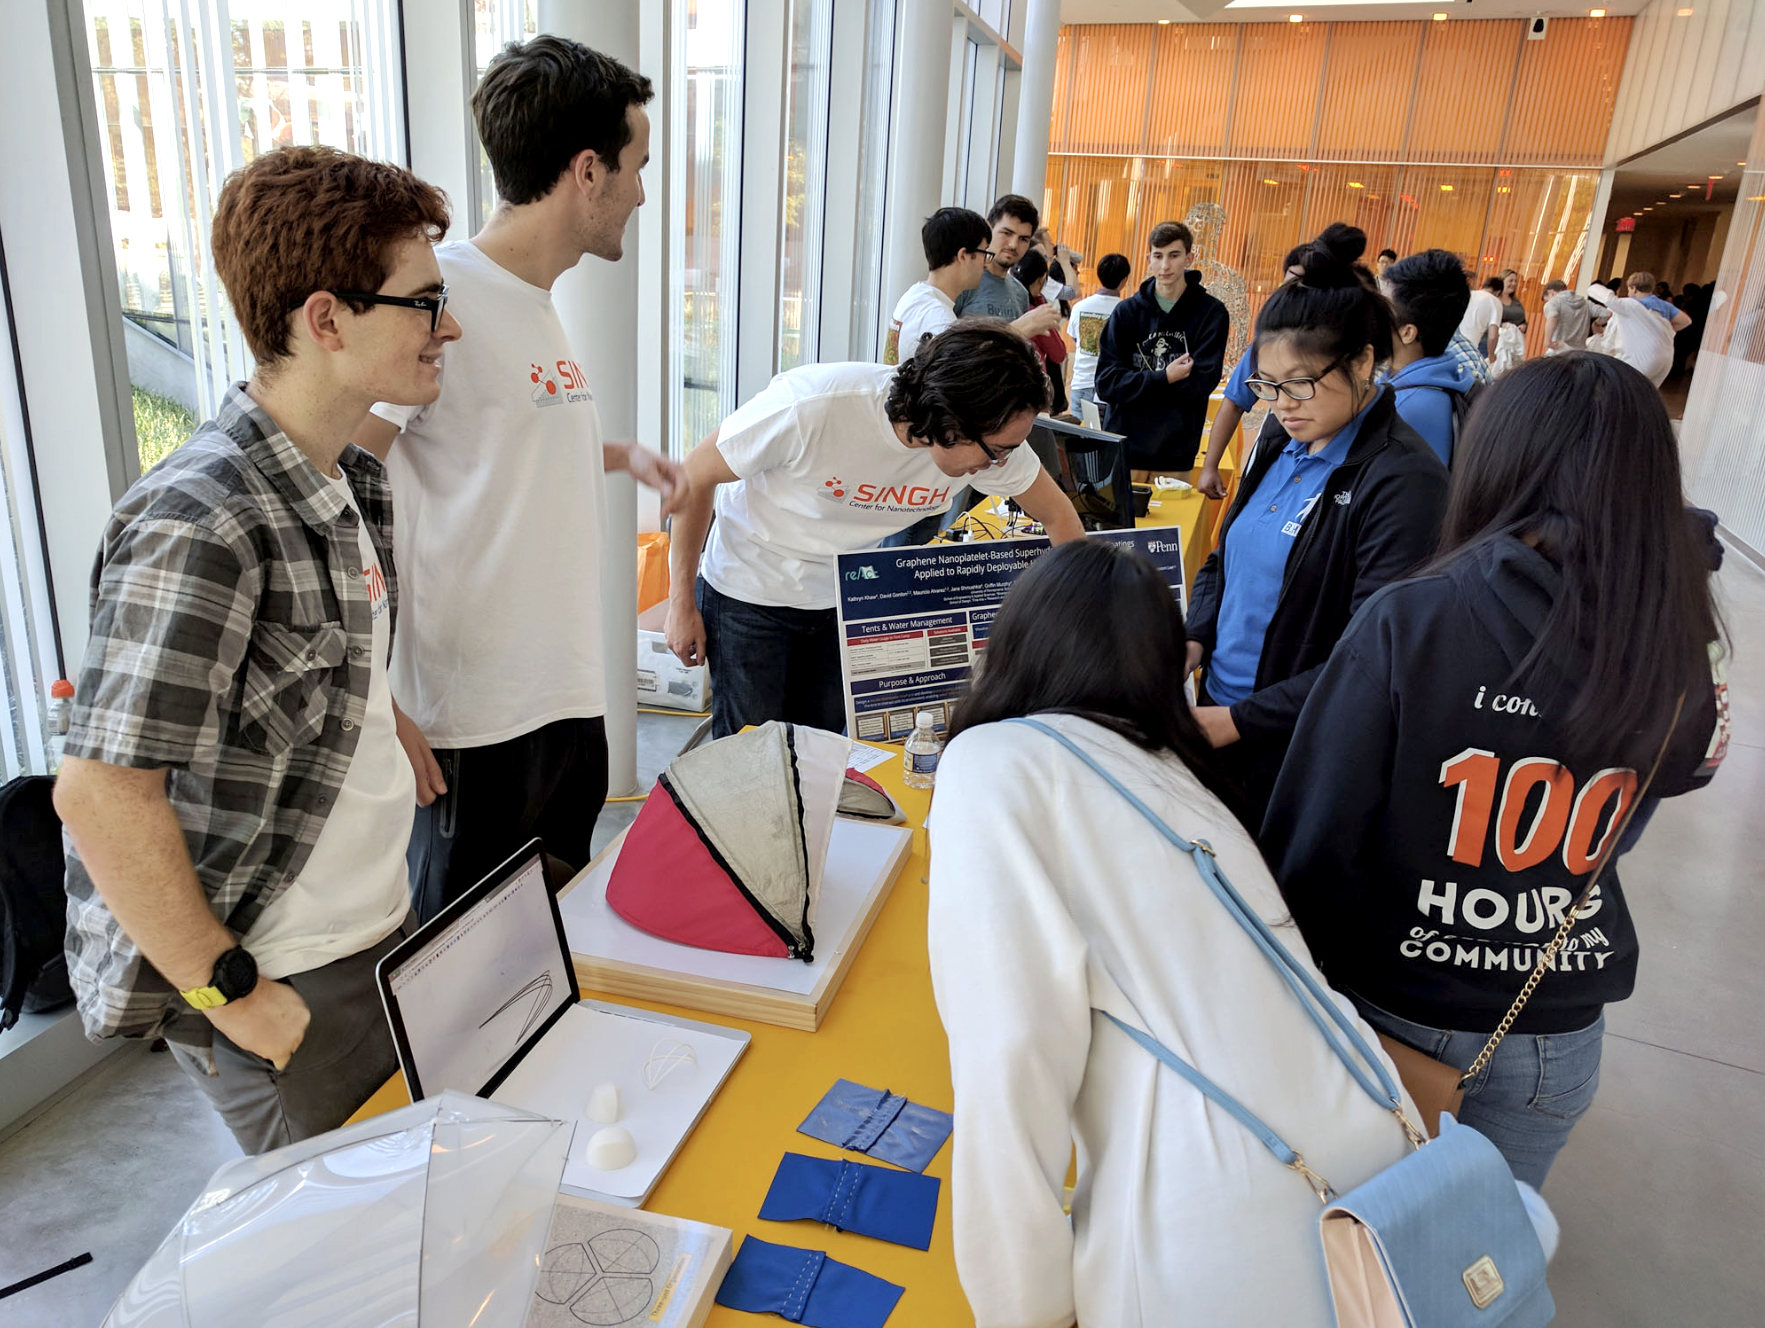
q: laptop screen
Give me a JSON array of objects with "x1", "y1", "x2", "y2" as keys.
[{"x1": 380, "y1": 844, "x2": 575, "y2": 1099}]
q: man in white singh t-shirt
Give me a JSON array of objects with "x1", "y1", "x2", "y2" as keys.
[
  {"x1": 884, "y1": 206, "x2": 990, "y2": 365},
  {"x1": 355, "y1": 38, "x2": 681, "y2": 921},
  {"x1": 666, "y1": 321, "x2": 1085, "y2": 738}
]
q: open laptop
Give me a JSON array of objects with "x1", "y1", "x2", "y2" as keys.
[{"x1": 377, "y1": 839, "x2": 577, "y2": 1100}]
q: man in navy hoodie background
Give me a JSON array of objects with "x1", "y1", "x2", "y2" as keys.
[{"x1": 1095, "y1": 220, "x2": 1230, "y2": 473}]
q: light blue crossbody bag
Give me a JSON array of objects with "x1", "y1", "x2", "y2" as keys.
[{"x1": 1009, "y1": 719, "x2": 1554, "y2": 1328}]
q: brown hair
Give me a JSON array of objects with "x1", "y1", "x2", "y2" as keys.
[
  {"x1": 211, "y1": 146, "x2": 450, "y2": 366},
  {"x1": 1626, "y1": 270, "x2": 1657, "y2": 294},
  {"x1": 1149, "y1": 221, "x2": 1193, "y2": 252}
]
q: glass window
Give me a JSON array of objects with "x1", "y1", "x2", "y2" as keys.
[
  {"x1": 0, "y1": 247, "x2": 59, "y2": 778},
  {"x1": 952, "y1": 37, "x2": 979, "y2": 205},
  {"x1": 777, "y1": 0, "x2": 833, "y2": 371},
  {"x1": 670, "y1": 0, "x2": 743, "y2": 457},
  {"x1": 473, "y1": 0, "x2": 538, "y2": 228},
  {"x1": 849, "y1": 0, "x2": 897, "y2": 361},
  {"x1": 84, "y1": 0, "x2": 406, "y2": 471}
]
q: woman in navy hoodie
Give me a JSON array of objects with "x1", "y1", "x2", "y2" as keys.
[
  {"x1": 1186, "y1": 224, "x2": 1449, "y2": 820},
  {"x1": 1263, "y1": 353, "x2": 1727, "y2": 1186}
]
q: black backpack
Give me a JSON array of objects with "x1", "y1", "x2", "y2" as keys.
[
  {"x1": 0, "y1": 775, "x2": 75, "y2": 1031},
  {"x1": 1444, "y1": 379, "x2": 1487, "y2": 467}
]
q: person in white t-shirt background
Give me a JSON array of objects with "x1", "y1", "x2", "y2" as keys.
[
  {"x1": 883, "y1": 207, "x2": 991, "y2": 365},
  {"x1": 355, "y1": 37, "x2": 683, "y2": 922},
  {"x1": 665, "y1": 321, "x2": 1087, "y2": 738},
  {"x1": 1067, "y1": 252, "x2": 1130, "y2": 407},
  {"x1": 1459, "y1": 275, "x2": 1504, "y2": 363}
]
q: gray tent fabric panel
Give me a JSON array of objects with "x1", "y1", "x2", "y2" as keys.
[{"x1": 663, "y1": 722, "x2": 811, "y2": 951}]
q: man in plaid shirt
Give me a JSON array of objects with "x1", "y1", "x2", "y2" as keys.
[{"x1": 53, "y1": 146, "x2": 460, "y2": 1153}]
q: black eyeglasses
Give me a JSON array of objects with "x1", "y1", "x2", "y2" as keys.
[
  {"x1": 332, "y1": 286, "x2": 449, "y2": 334},
  {"x1": 972, "y1": 437, "x2": 1016, "y2": 467},
  {"x1": 1245, "y1": 353, "x2": 1347, "y2": 403}
]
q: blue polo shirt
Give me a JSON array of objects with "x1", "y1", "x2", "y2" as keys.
[
  {"x1": 1222, "y1": 349, "x2": 1258, "y2": 410},
  {"x1": 1206, "y1": 393, "x2": 1380, "y2": 707},
  {"x1": 1635, "y1": 294, "x2": 1679, "y2": 321}
]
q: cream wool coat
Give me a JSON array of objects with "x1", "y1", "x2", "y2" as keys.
[{"x1": 926, "y1": 714, "x2": 1420, "y2": 1328}]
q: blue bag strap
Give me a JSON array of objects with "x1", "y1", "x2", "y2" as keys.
[{"x1": 1006, "y1": 718, "x2": 1418, "y2": 1132}]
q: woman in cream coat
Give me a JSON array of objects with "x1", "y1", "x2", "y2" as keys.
[{"x1": 926, "y1": 539, "x2": 1420, "y2": 1328}]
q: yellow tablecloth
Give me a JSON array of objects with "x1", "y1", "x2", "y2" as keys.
[{"x1": 347, "y1": 761, "x2": 973, "y2": 1324}]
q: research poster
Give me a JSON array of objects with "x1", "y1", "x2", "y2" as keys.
[{"x1": 834, "y1": 529, "x2": 1185, "y2": 743}]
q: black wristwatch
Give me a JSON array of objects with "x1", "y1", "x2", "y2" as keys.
[{"x1": 179, "y1": 945, "x2": 258, "y2": 1011}]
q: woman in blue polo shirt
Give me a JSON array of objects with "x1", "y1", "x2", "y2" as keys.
[{"x1": 1186, "y1": 224, "x2": 1449, "y2": 821}]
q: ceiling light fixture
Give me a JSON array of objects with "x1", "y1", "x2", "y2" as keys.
[
  {"x1": 1290, "y1": 13, "x2": 1304, "y2": 22},
  {"x1": 1497, "y1": 186, "x2": 1511, "y2": 193},
  {"x1": 1670, "y1": 193, "x2": 1682, "y2": 198},
  {"x1": 1441, "y1": 184, "x2": 1454, "y2": 192},
  {"x1": 1158, "y1": 17, "x2": 1171, "y2": 23},
  {"x1": 1589, "y1": 7, "x2": 1606, "y2": 15},
  {"x1": 1263, "y1": 178, "x2": 1278, "y2": 186},
  {"x1": 1432, "y1": 11, "x2": 1447, "y2": 19},
  {"x1": 1676, "y1": 7, "x2": 1694, "y2": 14},
  {"x1": 1348, "y1": 181, "x2": 1364, "y2": 188}
]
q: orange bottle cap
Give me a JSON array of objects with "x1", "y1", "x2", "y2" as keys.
[{"x1": 50, "y1": 679, "x2": 75, "y2": 699}]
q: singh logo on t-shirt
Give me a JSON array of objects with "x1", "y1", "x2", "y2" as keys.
[
  {"x1": 528, "y1": 359, "x2": 594, "y2": 409},
  {"x1": 818, "y1": 475, "x2": 951, "y2": 513}
]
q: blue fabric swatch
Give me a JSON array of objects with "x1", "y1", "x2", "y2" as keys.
[
  {"x1": 715, "y1": 1235, "x2": 905, "y2": 1328},
  {"x1": 797, "y1": 1078, "x2": 953, "y2": 1173},
  {"x1": 760, "y1": 1153, "x2": 941, "y2": 1251}
]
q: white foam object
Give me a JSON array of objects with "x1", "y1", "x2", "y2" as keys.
[
  {"x1": 586, "y1": 1082, "x2": 621, "y2": 1124},
  {"x1": 586, "y1": 1126, "x2": 637, "y2": 1171},
  {"x1": 643, "y1": 1038, "x2": 697, "y2": 1090}
]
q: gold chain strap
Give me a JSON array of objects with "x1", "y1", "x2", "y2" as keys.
[{"x1": 1458, "y1": 695, "x2": 1685, "y2": 1088}]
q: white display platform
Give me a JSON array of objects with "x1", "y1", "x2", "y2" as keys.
[{"x1": 558, "y1": 818, "x2": 913, "y2": 1031}]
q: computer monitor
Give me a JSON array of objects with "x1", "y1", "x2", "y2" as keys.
[{"x1": 1024, "y1": 415, "x2": 1134, "y2": 532}]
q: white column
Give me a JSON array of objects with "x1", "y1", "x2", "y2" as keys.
[
  {"x1": 402, "y1": 0, "x2": 477, "y2": 226},
  {"x1": 1577, "y1": 168, "x2": 1616, "y2": 291},
  {"x1": 881, "y1": 0, "x2": 955, "y2": 344},
  {"x1": 1010, "y1": 0, "x2": 1060, "y2": 206},
  {"x1": 538, "y1": 0, "x2": 643, "y2": 797}
]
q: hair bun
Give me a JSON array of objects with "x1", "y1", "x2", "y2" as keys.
[{"x1": 1298, "y1": 223, "x2": 1369, "y2": 290}]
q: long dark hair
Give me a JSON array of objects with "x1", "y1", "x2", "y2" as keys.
[
  {"x1": 885, "y1": 319, "x2": 1049, "y2": 447},
  {"x1": 1255, "y1": 222, "x2": 1396, "y2": 376},
  {"x1": 948, "y1": 540, "x2": 1250, "y2": 827},
  {"x1": 1434, "y1": 352, "x2": 1719, "y2": 762}
]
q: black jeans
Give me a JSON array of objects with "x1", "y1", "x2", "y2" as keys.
[
  {"x1": 406, "y1": 715, "x2": 608, "y2": 923},
  {"x1": 698, "y1": 577, "x2": 846, "y2": 739}
]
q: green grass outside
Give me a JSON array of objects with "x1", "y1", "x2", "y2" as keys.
[{"x1": 132, "y1": 386, "x2": 197, "y2": 473}]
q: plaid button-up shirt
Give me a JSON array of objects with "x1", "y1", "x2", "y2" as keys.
[{"x1": 64, "y1": 385, "x2": 398, "y2": 1041}]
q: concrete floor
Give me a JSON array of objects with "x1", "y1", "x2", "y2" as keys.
[{"x1": 4, "y1": 559, "x2": 1763, "y2": 1324}]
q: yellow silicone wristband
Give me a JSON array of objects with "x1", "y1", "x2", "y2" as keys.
[{"x1": 181, "y1": 985, "x2": 228, "y2": 1011}]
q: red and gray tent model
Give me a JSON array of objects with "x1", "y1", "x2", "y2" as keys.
[{"x1": 607, "y1": 722, "x2": 857, "y2": 963}]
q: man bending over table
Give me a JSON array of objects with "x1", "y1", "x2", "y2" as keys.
[{"x1": 665, "y1": 320, "x2": 1085, "y2": 738}]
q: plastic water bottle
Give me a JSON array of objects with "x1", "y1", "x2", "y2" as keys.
[
  {"x1": 47, "y1": 678, "x2": 74, "y2": 772},
  {"x1": 903, "y1": 711, "x2": 943, "y2": 790}
]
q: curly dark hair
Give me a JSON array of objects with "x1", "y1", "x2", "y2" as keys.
[{"x1": 884, "y1": 319, "x2": 1049, "y2": 447}]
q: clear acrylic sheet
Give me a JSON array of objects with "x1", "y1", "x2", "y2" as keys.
[{"x1": 102, "y1": 1091, "x2": 570, "y2": 1328}]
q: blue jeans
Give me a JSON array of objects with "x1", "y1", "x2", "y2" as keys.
[
  {"x1": 1353, "y1": 997, "x2": 1606, "y2": 1188},
  {"x1": 698, "y1": 577, "x2": 847, "y2": 739}
]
